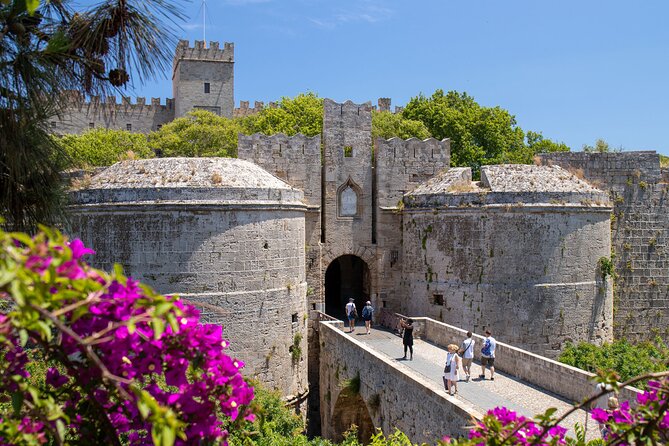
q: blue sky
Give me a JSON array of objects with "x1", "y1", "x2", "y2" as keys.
[{"x1": 122, "y1": 0, "x2": 669, "y2": 155}]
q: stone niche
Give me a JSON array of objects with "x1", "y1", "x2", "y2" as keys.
[{"x1": 68, "y1": 157, "x2": 309, "y2": 398}]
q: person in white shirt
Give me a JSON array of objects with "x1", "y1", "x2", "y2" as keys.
[
  {"x1": 459, "y1": 331, "x2": 475, "y2": 382},
  {"x1": 345, "y1": 298, "x2": 357, "y2": 333},
  {"x1": 479, "y1": 329, "x2": 497, "y2": 381}
]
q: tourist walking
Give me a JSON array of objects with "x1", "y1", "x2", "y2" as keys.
[
  {"x1": 591, "y1": 382, "x2": 616, "y2": 436},
  {"x1": 479, "y1": 329, "x2": 496, "y2": 380},
  {"x1": 459, "y1": 331, "x2": 475, "y2": 382},
  {"x1": 400, "y1": 318, "x2": 414, "y2": 360},
  {"x1": 345, "y1": 298, "x2": 357, "y2": 333},
  {"x1": 362, "y1": 301, "x2": 374, "y2": 334},
  {"x1": 443, "y1": 344, "x2": 461, "y2": 396}
]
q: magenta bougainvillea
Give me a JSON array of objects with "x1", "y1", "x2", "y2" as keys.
[{"x1": 0, "y1": 227, "x2": 254, "y2": 445}]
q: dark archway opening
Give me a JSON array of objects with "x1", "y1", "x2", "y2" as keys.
[
  {"x1": 332, "y1": 389, "x2": 375, "y2": 444},
  {"x1": 324, "y1": 255, "x2": 370, "y2": 321}
]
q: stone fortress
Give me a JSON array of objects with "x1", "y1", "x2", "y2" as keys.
[{"x1": 64, "y1": 40, "x2": 669, "y2": 433}]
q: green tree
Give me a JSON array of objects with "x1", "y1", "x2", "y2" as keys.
[
  {"x1": 58, "y1": 128, "x2": 154, "y2": 167},
  {"x1": 371, "y1": 111, "x2": 431, "y2": 141},
  {"x1": 241, "y1": 92, "x2": 324, "y2": 137},
  {"x1": 1, "y1": 0, "x2": 184, "y2": 231},
  {"x1": 582, "y1": 138, "x2": 622, "y2": 153},
  {"x1": 525, "y1": 131, "x2": 570, "y2": 160},
  {"x1": 149, "y1": 110, "x2": 241, "y2": 158},
  {"x1": 402, "y1": 90, "x2": 570, "y2": 176}
]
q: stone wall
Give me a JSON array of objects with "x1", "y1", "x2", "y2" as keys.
[
  {"x1": 321, "y1": 99, "x2": 378, "y2": 306},
  {"x1": 539, "y1": 152, "x2": 669, "y2": 342},
  {"x1": 318, "y1": 321, "x2": 481, "y2": 444},
  {"x1": 374, "y1": 136, "x2": 451, "y2": 311},
  {"x1": 237, "y1": 132, "x2": 323, "y2": 308},
  {"x1": 172, "y1": 40, "x2": 234, "y2": 118},
  {"x1": 52, "y1": 92, "x2": 174, "y2": 134},
  {"x1": 402, "y1": 165, "x2": 614, "y2": 358},
  {"x1": 67, "y1": 158, "x2": 308, "y2": 399}
]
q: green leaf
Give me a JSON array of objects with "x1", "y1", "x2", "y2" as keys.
[
  {"x1": 11, "y1": 392, "x2": 23, "y2": 416},
  {"x1": 19, "y1": 329, "x2": 28, "y2": 347},
  {"x1": 166, "y1": 313, "x2": 179, "y2": 333},
  {"x1": 152, "y1": 318, "x2": 165, "y2": 340},
  {"x1": 155, "y1": 302, "x2": 173, "y2": 316},
  {"x1": 161, "y1": 426, "x2": 176, "y2": 446},
  {"x1": 55, "y1": 419, "x2": 66, "y2": 440}
]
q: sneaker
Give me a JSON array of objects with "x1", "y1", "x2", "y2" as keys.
[
  {"x1": 479, "y1": 375, "x2": 485, "y2": 379},
  {"x1": 466, "y1": 374, "x2": 470, "y2": 382},
  {"x1": 491, "y1": 377, "x2": 495, "y2": 381}
]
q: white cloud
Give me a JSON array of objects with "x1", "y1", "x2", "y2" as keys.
[{"x1": 309, "y1": 1, "x2": 394, "y2": 29}]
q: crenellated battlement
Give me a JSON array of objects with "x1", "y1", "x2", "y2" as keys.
[
  {"x1": 324, "y1": 99, "x2": 373, "y2": 118},
  {"x1": 61, "y1": 90, "x2": 174, "y2": 111},
  {"x1": 238, "y1": 132, "x2": 321, "y2": 159},
  {"x1": 238, "y1": 132, "x2": 322, "y2": 207},
  {"x1": 233, "y1": 100, "x2": 278, "y2": 118},
  {"x1": 174, "y1": 39, "x2": 234, "y2": 64},
  {"x1": 377, "y1": 136, "x2": 450, "y2": 161},
  {"x1": 375, "y1": 136, "x2": 451, "y2": 207}
]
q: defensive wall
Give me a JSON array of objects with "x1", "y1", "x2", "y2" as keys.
[
  {"x1": 374, "y1": 136, "x2": 451, "y2": 311},
  {"x1": 317, "y1": 320, "x2": 481, "y2": 444},
  {"x1": 402, "y1": 165, "x2": 614, "y2": 358},
  {"x1": 52, "y1": 91, "x2": 175, "y2": 134},
  {"x1": 539, "y1": 152, "x2": 669, "y2": 343},
  {"x1": 67, "y1": 158, "x2": 309, "y2": 401}
]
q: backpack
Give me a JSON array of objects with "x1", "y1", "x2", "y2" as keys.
[
  {"x1": 481, "y1": 339, "x2": 492, "y2": 357},
  {"x1": 362, "y1": 306, "x2": 370, "y2": 319}
]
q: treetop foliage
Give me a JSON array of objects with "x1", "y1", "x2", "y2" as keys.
[
  {"x1": 402, "y1": 89, "x2": 570, "y2": 176},
  {"x1": 59, "y1": 128, "x2": 154, "y2": 167}
]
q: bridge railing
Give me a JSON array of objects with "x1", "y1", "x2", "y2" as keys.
[
  {"x1": 377, "y1": 311, "x2": 641, "y2": 405},
  {"x1": 318, "y1": 320, "x2": 482, "y2": 443}
]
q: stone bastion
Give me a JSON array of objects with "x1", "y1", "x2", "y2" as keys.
[
  {"x1": 402, "y1": 164, "x2": 614, "y2": 357},
  {"x1": 68, "y1": 157, "x2": 309, "y2": 399}
]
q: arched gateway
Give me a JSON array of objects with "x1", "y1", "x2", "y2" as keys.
[{"x1": 324, "y1": 255, "x2": 371, "y2": 320}]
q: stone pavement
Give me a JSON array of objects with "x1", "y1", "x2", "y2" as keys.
[{"x1": 346, "y1": 325, "x2": 599, "y2": 441}]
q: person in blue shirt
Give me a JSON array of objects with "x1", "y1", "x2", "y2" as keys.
[{"x1": 479, "y1": 329, "x2": 497, "y2": 380}]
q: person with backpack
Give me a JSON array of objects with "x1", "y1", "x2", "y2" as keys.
[
  {"x1": 345, "y1": 298, "x2": 357, "y2": 333},
  {"x1": 479, "y1": 329, "x2": 496, "y2": 380},
  {"x1": 459, "y1": 331, "x2": 475, "y2": 382},
  {"x1": 362, "y1": 301, "x2": 374, "y2": 334}
]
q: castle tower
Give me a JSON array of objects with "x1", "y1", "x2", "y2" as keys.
[
  {"x1": 172, "y1": 40, "x2": 234, "y2": 118},
  {"x1": 322, "y1": 99, "x2": 377, "y2": 318}
]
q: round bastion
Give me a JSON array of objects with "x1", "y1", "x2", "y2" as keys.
[
  {"x1": 68, "y1": 157, "x2": 308, "y2": 398},
  {"x1": 402, "y1": 164, "x2": 614, "y2": 357}
]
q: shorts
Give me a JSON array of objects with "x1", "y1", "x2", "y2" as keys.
[
  {"x1": 462, "y1": 357, "x2": 473, "y2": 368},
  {"x1": 348, "y1": 315, "x2": 356, "y2": 321},
  {"x1": 481, "y1": 356, "x2": 495, "y2": 367}
]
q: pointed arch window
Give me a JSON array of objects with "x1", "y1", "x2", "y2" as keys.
[{"x1": 338, "y1": 178, "x2": 361, "y2": 218}]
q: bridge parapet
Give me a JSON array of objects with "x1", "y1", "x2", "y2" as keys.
[
  {"x1": 378, "y1": 315, "x2": 642, "y2": 406},
  {"x1": 318, "y1": 320, "x2": 481, "y2": 443}
]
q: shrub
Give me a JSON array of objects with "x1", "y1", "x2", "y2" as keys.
[
  {"x1": 58, "y1": 128, "x2": 154, "y2": 167},
  {"x1": 0, "y1": 226, "x2": 254, "y2": 445}
]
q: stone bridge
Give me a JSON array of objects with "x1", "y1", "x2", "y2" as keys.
[{"x1": 312, "y1": 310, "x2": 641, "y2": 444}]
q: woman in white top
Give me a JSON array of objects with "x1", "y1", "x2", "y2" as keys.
[{"x1": 443, "y1": 344, "x2": 461, "y2": 396}]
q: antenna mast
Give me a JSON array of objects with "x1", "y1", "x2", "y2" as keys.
[{"x1": 203, "y1": 0, "x2": 206, "y2": 43}]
